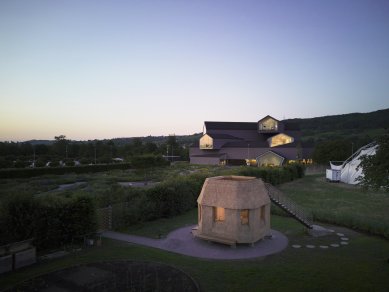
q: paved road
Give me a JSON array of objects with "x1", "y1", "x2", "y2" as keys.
[{"x1": 102, "y1": 226, "x2": 288, "y2": 260}]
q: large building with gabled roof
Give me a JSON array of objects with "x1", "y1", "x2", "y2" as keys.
[{"x1": 190, "y1": 115, "x2": 313, "y2": 166}]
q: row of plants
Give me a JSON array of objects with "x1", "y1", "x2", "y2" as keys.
[{"x1": 0, "y1": 154, "x2": 170, "y2": 179}]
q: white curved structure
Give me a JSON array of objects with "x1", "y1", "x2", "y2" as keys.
[{"x1": 328, "y1": 142, "x2": 377, "y2": 185}]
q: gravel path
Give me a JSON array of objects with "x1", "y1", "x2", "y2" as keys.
[{"x1": 102, "y1": 226, "x2": 288, "y2": 260}]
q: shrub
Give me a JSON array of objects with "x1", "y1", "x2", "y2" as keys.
[{"x1": 0, "y1": 193, "x2": 97, "y2": 250}]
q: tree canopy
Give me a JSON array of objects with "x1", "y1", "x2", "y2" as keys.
[{"x1": 358, "y1": 135, "x2": 389, "y2": 192}]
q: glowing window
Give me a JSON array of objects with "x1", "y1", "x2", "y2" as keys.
[
  {"x1": 214, "y1": 207, "x2": 225, "y2": 222},
  {"x1": 200, "y1": 135, "x2": 213, "y2": 149},
  {"x1": 269, "y1": 134, "x2": 294, "y2": 147},
  {"x1": 240, "y1": 209, "x2": 249, "y2": 225},
  {"x1": 259, "y1": 118, "x2": 278, "y2": 131}
]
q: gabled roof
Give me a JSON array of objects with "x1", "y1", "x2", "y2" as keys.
[
  {"x1": 205, "y1": 121, "x2": 257, "y2": 131},
  {"x1": 256, "y1": 150, "x2": 285, "y2": 160},
  {"x1": 258, "y1": 115, "x2": 279, "y2": 123}
]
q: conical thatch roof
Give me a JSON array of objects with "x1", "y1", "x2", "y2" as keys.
[{"x1": 197, "y1": 176, "x2": 270, "y2": 209}]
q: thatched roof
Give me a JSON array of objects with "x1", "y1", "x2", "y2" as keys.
[{"x1": 197, "y1": 176, "x2": 270, "y2": 209}]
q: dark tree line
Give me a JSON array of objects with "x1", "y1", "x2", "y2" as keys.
[{"x1": 0, "y1": 135, "x2": 189, "y2": 169}]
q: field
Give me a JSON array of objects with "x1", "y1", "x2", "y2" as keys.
[
  {"x1": 279, "y1": 174, "x2": 389, "y2": 238},
  {"x1": 1, "y1": 168, "x2": 389, "y2": 291}
]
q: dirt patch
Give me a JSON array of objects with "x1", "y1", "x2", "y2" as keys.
[{"x1": 9, "y1": 261, "x2": 199, "y2": 292}]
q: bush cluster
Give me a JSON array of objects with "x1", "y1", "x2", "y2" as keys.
[
  {"x1": 0, "y1": 194, "x2": 97, "y2": 250},
  {"x1": 237, "y1": 164, "x2": 305, "y2": 185}
]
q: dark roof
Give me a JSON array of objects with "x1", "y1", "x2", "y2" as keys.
[
  {"x1": 206, "y1": 133, "x2": 242, "y2": 140},
  {"x1": 205, "y1": 121, "x2": 257, "y2": 131},
  {"x1": 258, "y1": 115, "x2": 279, "y2": 123},
  {"x1": 222, "y1": 140, "x2": 269, "y2": 148},
  {"x1": 190, "y1": 153, "x2": 226, "y2": 157}
]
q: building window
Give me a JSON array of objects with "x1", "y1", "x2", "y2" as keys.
[
  {"x1": 268, "y1": 134, "x2": 294, "y2": 147},
  {"x1": 259, "y1": 118, "x2": 278, "y2": 131},
  {"x1": 200, "y1": 135, "x2": 213, "y2": 149},
  {"x1": 240, "y1": 209, "x2": 249, "y2": 225},
  {"x1": 214, "y1": 207, "x2": 225, "y2": 222}
]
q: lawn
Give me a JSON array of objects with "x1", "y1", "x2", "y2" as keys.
[
  {"x1": 1, "y1": 213, "x2": 389, "y2": 291},
  {"x1": 279, "y1": 174, "x2": 389, "y2": 238},
  {"x1": 1, "y1": 170, "x2": 389, "y2": 291}
]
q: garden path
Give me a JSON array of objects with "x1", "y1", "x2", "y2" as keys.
[{"x1": 102, "y1": 226, "x2": 288, "y2": 260}]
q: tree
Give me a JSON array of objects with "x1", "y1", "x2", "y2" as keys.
[
  {"x1": 53, "y1": 135, "x2": 69, "y2": 158},
  {"x1": 312, "y1": 139, "x2": 351, "y2": 165},
  {"x1": 358, "y1": 135, "x2": 389, "y2": 191}
]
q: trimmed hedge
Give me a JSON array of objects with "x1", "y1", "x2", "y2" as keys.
[
  {"x1": 0, "y1": 194, "x2": 97, "y2": 250},
  {"x1": 112, "y1": 173, "x2": 208, "y2": 229},
  {"x1": 237, "y1": 164, "x2": 305, "y2": 185},
  {"x1": 0, "y1": 163, "x2": 133, "y2": 179}
]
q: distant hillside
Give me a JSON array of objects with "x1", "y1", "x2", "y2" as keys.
[
  {"x1": 22, "y1": 109, "x2": 387, "y2": 148},
  {"x1": 284, "y1": 108, "x2": 389, "y2": 144}
]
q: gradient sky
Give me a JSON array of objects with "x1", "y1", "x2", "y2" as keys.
[{"x1": 1, "y1": 0, "x2": 388, "y2": 141}]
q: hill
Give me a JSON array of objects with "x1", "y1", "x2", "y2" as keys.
[{"x1": 283, "y1": 108, "x2": 389, "y2": 145}]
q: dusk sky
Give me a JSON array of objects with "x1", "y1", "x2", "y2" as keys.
[{"x1": 1, "y1": 0, "x2": 388, "y2": 141}]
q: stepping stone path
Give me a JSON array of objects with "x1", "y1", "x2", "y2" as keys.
[{"x1": 292, "y1": 230, "x2": 351, "y2": 250}]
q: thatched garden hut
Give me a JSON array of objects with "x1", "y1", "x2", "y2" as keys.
[{"x1": 193, "y1": 176, "x2": 271, "y2": 246}]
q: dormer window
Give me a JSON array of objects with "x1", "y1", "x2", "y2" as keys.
[
  {"x1": 268, "y1": 133, "x2": 294, "y2": 147},
  {"x1": 200, "y1": 134, "x2": 213, "y2": 149},
  {"x1": 258, "y1": 116, "x2": 278, "y2": 132}
]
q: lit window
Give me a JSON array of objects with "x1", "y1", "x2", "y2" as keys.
[
  {"x1": 269, "y1": 134, "x2": 294, "y2": 147},
  {"x1": 214, "y1": 207, "x2": 225, "y2": 222},
  {"x1": 200, "y1": 135, "x2": 213, "y2": 149},
  {"x1": 240, "y1": 209, "x2": 249, "y2": 225}
]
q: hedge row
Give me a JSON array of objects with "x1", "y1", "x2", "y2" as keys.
[
  {"x1": 111, "y1": 173, "x2": 208, "y2": 229},
  {"x1": 0, "y1": 163, "x2": 133, "y2": 179},
  {"x1": 0, "y1": 194, "x2": 97, "y2": 250},
  {"x1": 111, "y1": 165, "x2": 305, "y2": 229},
  {"x1": 237, "y1": 164, "x2": 305, "y2": 185}
]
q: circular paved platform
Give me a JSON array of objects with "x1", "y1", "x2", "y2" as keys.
[{"x1": 103, "y1": 226, "x2": 288, "y2": 260}]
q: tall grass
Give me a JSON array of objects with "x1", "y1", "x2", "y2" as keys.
[{"x1": 279, "y1": 174, "x2": 389, "y2": 238}]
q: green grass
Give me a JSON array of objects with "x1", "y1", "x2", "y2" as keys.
[
  {"x1": 1, "y1": 214, "x2": 389, "y2": 291},
  {"x1": 2, "y1": 169, "x2": 389, "y2": 291},
  {"x1": 279, "y1": 174, "x2": 389, "y2": 238}
]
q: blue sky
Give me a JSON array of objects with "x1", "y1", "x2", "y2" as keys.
[{"x1": 1, "y1": 0, "x2": 388, "y2": 141}]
